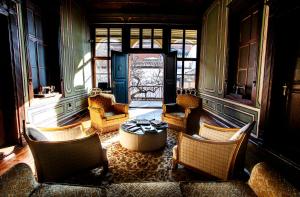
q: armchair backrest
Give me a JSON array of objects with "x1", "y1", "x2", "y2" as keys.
[
  {"x1": 176, "y1": 94, "x2": 201, "y2": 109},
  {"x1": 88, "y1": 94, "x2": 115, "y2": 112},
  {"x1": 229, "y1": 121, "x2": 256, "y2": 178}
]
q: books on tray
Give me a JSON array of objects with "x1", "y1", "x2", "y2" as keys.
[
  {"x1": 135, "y1": 119, "x2": 150, "y2": 125},
  {"x1": 140, "y1": 125, "x2": 157, "y2": 133}
]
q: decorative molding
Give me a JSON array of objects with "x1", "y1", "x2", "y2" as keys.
[
  {"x1": 257, "y1": 3, "x2": 270, "y2": 106},
  {"x1": 201, "y1": 93, "x2": 260, "y2": 138}
]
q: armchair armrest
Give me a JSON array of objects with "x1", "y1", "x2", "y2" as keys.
[
  {"x1": 184, "y1": 107, "x2": 198, "y2": 117},
  {"x1": 113, "y1": 103, "x2": 129, "y2": 114},
  {"x1": 162, "y1": 103, "x2": 178, "y2": 113},
  {"x1": 88, "y1": 106, "x2": 105, "y2": 117},
  {"x1": 177, "y1": 133, "x2": 238, "y2": 180}
]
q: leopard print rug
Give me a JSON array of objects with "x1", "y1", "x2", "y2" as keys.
[{"x1": 63, "y1": 129, "x2": 211, "y2": 186}]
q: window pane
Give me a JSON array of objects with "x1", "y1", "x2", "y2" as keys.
[
  {"x1": 185, "y1": 30, "x2": 197, "y2": 40},
  {"x1": 171, "y1": 29, "x2": 183, "y2": 43},
  {"x1": 95, "y1": 60, "x2": 108, "y2": 74},
  {"x1": 153, "y1": 29, "x2": 163, "y2": 49},
  {"x1": 110, "y1": 28, "x2": 122, "y2": 37},
  {"x1": 96, "y1": 28, "x2": 107, "y2": 37},
  {"x1": 110, "y1": 28, "x2": 122, "y2": 43},
  {"x1": 109, "y1": 42, "x2": 122, "y2": 56},
  {"x1": 95, "y1": 37, "x2": 108, "y2": 42},
  {"x1": 95, "y1": 42, "x2": 108, "y2": 57},
  {"x1": 143, "y1": 39, "x2": 151, "y2": 48},
  {"x1": 184, "y1": 61, "x2": 196, "y2": 88},
  {"x1": 130, "y1": 28, "x2": 139, "y2": 48},
  {"x1": 131, "y1": 39, "x2": 139, "y2": 48},
  {"x1": 96, "y1": 74, "x2": 108, "y2": 83},
  {"x1": 177, "y1": 61, "x2": 182, "y2": 74},
  {"x1": 185, "y1": 30, "x2": 197, "y2": 58},
  {"x1": 154, "y1": 29, "x2": 162, "y2": 38},
  {"x1": 154, "y1": 39, "x2": 163, "y2": 48},
  {"x1": 185, "y1": 43, "x2": 197, "y2": 58},
  {"x1": 142, "y1": 29, "x2": 152, "y2": 48},
  {"x1": 177, "y1": 75, "x2": 182, "y2": 88},
  {"x1": 171, "y1": 43, "x2": 183, "y2": 58}
]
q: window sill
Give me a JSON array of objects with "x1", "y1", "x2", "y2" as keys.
[
  {"x1": 225, "y1": 93, "x2": 254, "y2": 106},
  {"x1": 29, "y1": 93, "x2": 63, "y2": 108}
]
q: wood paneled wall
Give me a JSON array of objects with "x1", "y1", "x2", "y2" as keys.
[{"x1": 198, "y1": 0, "x2": 269, "y2": 139}]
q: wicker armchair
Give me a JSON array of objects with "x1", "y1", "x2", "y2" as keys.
[
  {"x1": 172, "y1": 121, "x2": 255, "y2": 180},
  {"x1": 88, "y1": 93, "x2": 129, "y2": 133},
  {"x1": 24, "y1": 121, "x2": 108, "y2": 182},
  {"x1": 161, "y1": 94, "x2": 202, "y2": 132}
]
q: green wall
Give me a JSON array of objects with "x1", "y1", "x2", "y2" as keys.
[{"x1": 26, "y1": 0, "x2": 92, "y2": 126}]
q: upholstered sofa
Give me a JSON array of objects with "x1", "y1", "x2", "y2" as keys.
[{"x1": 0, "y1": 162, "x2": 299, "y2": 197}]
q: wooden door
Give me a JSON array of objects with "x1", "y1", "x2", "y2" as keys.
[
  {"x1": 236, "y1": 8, "x2": 259, "y2": 102},
  {"x1": 268, "y1": 5, "x2": 300, "y2": 164},
  {"x1": 111, "y1": 51, "x2": 128, "y2": 103},
  {"x1": 163, "y1": 51, "x2": 177, "y2": 104}
]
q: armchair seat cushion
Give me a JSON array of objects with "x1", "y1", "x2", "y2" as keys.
[
  {"x1": 165, "y1": 112, "x2": 185, "y2": 120},
  {"x1": 88, "y1": 94, "x2": 129, "y2": 133},
  {"x1": 105, "y1": 112, "x2": 126, "y2": 121}
]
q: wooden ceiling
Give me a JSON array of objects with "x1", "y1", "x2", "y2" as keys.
[{"x1": 85, "y1": 0, "x2": 214, "y2": 24}]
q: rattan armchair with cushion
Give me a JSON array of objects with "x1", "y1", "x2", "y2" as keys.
[
  {"x1": 172, "y1": 121, "x2": 256, "y2": 180},
  {"x1": 24, "y1": 121, "x2": 108, "y2": 182},
  {"x1": 88, "y1": 93, "x2": 129, "y2": 133},
  {"x1": 161, "y1": 94, "x2": 202, "y2": 132}
]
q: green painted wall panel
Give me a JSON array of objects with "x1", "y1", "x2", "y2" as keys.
[{"x1": 204, "y1": 3, "x2": 219, "y2": 91}]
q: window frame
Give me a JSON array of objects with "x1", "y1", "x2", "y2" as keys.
[
  {"x1": 170, "y1": 28, "x2": 198, "y2": 89},
  {"x1": 94, "y1": 27, "x2": 122, "y2": 87},
  {"x1": 91, "y1": 25, "x2": 200, "y2": 89}
]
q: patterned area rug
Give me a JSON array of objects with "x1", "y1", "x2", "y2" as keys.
[{"x1": 64, "y1": 129, "x2": 211, "y2": 186}]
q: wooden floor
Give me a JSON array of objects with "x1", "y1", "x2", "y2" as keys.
[{"x1": 0, "y1": 108, "x2": 220, "y2": 176}]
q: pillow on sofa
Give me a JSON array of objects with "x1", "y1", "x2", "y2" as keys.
[
  {"x1": 229, "y1": 122, "x2": 251, "y2": 141},
  {"x1": 192, "y1": 134, "x2": 207, "y2": 140},
  {"x1": 26, "y1": 125, "x2": 48, "y2": 141}
]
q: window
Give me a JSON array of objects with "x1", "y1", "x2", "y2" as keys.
[
  {"x1": 170, "y1": 29, "x2": 197, "y2": 89},
  {"x1": 130, "y1": 28, "x2": 163, "y2": 49},
  {"x1": 95, "y1": 28, "x2": 122, "y2": 86}
]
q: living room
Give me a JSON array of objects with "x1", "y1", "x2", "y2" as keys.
[{"x1": 0, "y1": 0, "x2": 300, "y2": 196}]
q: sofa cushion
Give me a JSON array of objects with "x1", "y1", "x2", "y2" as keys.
[
  {"x1": 105, "y1": 112, "x2": 126, "y2": 121},
  {"x1": 248, "y1": 162, "x2": 300, "y2": 197},
  {"x1": 31, "y1": 184, "x2": 107, "y2": 197},
  {"x1": 26, "y1": 125, "x2": 48, "y2": 141},
  {"x1": 165, "y1": 112, "x2": 185, "y2": 120},
  {"x1": 180, "y1": 181, "x2": 256, "y2": 197},
  {"x1": 0, "y1": 163, "x2": 39, "y2": 197},
  {"x1": 106, "y1": 182, "x2": 182, "y2": 197},
  {"x1": 192, "y1": 134, "x2": 207, "y2": 140}
]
